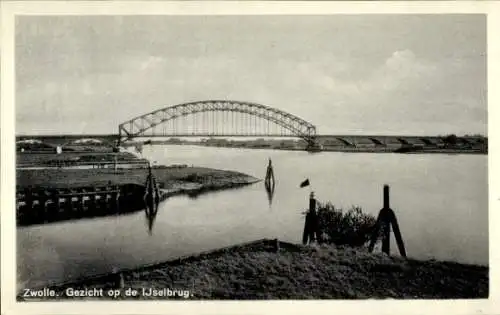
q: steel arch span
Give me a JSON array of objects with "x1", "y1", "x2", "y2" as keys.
[{"x1": 118, "y1": 100, "x2": 317, "y2": 144}]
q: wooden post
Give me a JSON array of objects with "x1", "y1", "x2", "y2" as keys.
[
  {"x1": 114, "y1": 188, "x2": 121, "y2": 211},
  {"x1": 99, "y1": 191, "x2": 107, "y2": 209},
  {"x1": 105, "y1": 185, "x2": 113, "y2": 206},
  {"x1": 302, "y1": 212, "x2": 310, "y2": 245},
  {"x1": 75, "y1": 195, "x2": 82, "y2": 217},
  {"x1": 94, "y1": 188, "x2": 101, "y2": 209},
  {"x1": 382, "y1": 185, "x2": 391, "y2": 255},
  {"x1": 46, "y1": 191, "x2": 57, "y2": 221},
  {"x1": 68, "y1": 191, "x2": 75, "y2": 213},
  {"x1": 154, "y1": 180, "x2": 160, "y2": 204},
  {"x1": 39, "y1": 190, "x2": 48, "y2": 222},
  {"x1": 274, "y1": 238, "x2": 280, "y2": 252},
  {"x1": 80, "y1": 189, "x2": 86, "y2": 210},
  {"x1": 302, "y1": 192, "x2": 319, "y2": 245},
  {"x1": 25, "y1": 189, "x2": 33, "y2": 211},
  {"x1": 148, "y1": 167, "x2": 154, "y2": 200},
  {"x1": 88, "y1": 188, "x2": 96, "y2": 210},
  {"x1": 112, "y1": 268, "x2": 125, "y2": 289},
  {"x1": 16, "y1": 194, "x2": 23, "y2": 224},
  {"x1": 382, "y1": 210, "x2": 391, "y2": 255},
  {"x1": 383, "y1": 184, "x2": 390, "y2": 209},
  {"x1": 310, "y1": 192, "x2": 322, "y2": 244},
  {"x1": 55, "y1": 190, "x2": 61, "y2": 214},
  {"x1": 368, "y1": 184, "x2": 407, "y2": 258},
  {"x1": 389, "y1": 210, "x2": 407, "y2": 257}
]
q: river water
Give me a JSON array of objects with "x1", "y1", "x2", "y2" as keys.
[{"x1": 17, "y1": 145, "x2": 488, "y2": 289}]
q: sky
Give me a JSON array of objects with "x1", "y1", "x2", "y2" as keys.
[{"x1": 15, "y1": 15, "x2": 487, "y2": 136}]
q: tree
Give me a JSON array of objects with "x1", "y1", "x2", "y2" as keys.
[{"x1": 443, "y1": 134, "x2": 458, "y2": 146}]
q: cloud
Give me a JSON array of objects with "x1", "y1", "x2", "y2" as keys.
[
  {"x1": 15, "y1": 34, "x2": 485, "y2": 136},
  {"x1": 292, "y1": 49, "x2": 437, "y2": 103},
  {"x1": 377, "y1": 49, "x2": 437, "y2": 91},
  {"x1": 276, "y1": 49, "x2": 476, "y2": 134},
  {"x1": 385, "y1": 49, "x2": 420, "y2": 73}
]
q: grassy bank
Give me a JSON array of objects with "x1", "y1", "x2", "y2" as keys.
[
  {"x1": 19, "y1": 239, "x2": 488, "y2": 300},
  {"x1": 17, "y1": 151, "x2": 142, "y2": 167},
  {"x1": 16, "y1": 150, "x2": 260, "y2": 226},
  {"x1": 17, "y1": 166, "x2": 260, "y2": 193}
]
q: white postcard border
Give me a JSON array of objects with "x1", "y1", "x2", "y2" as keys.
[{"x1": 1, "y1": 2, "x2": 499, "y2": 315}]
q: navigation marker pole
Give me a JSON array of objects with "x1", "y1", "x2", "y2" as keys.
[{"x1": 368, "y1": 185, "x2": 407, "y2": 257}]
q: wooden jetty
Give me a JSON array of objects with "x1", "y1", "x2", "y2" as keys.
[{"x1": 16, "y1": 183, "x2": 154, "y2": 226}]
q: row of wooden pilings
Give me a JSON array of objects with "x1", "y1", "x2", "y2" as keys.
[
  {"x1": 302, "y1": 184, "x2": 407, "y2": 257},
  {"x1": 17, "y1": 162, "x2": 162, "y2": 227},
  {"x1": 16, "y1": 184, "x2": 144, "y2": 226}
]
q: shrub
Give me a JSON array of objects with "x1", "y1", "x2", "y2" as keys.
[{"x1": 316, "y1": 202, "x2": 377, "y2": 247}]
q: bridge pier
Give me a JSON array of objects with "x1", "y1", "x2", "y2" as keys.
[{"x1": 305, "y1": 138, "x2": 322, "y2": 152}]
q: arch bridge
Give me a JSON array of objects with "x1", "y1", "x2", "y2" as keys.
[{"x1": 118, "y1": 100, "x2": 318, "y2": 148}]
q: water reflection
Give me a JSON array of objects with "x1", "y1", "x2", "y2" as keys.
[
  {"x1": 143, "y1": 163, "x2": 160, "y2": 235},
  {"x1": 265, "y1": 181, "x2": 275, "y2": 208},
  {"x1": 144, "y1": 197, "x2": 159, "y2": 235}
]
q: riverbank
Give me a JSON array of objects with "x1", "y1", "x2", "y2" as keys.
[
  {"x1": 16, "y1": 150, "x2": 261, "y2": 226},
  {"x1": 17, "y1": 166, "x2": 260, "y2": 196},
  {"x1": 19, "y1": 239, "x2": 488, "y2": 300},
  {"x1": 123, "y1": 142, "x2": 487, "y2": 155},
  {"x1": 17, "y1": 151, "x2": 145, "y2": 168}
]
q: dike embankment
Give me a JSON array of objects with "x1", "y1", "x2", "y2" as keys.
[{"x1": 18, "y1": 239, "x2": 488, "y2": 300}]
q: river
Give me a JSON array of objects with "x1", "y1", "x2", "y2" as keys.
[{"x1": 17, "y1": 145, "x2": 488, "y2": 289}]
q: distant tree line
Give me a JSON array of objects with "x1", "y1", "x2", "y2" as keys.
[{"x1": 442, "y1": 134, "x2": 487, "y2": 146}]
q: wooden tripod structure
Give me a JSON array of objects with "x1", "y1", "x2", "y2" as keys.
[
  {"x1": 265, "y1": 158, "x2": 275, "y2": 187},
  {"x1": 368, "y1": 185, "x2": 407, "y2": 257}
]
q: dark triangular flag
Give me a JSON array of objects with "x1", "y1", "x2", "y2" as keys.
[{"x1": 300, "y1": 179, "x2": 310, "y2": 188}]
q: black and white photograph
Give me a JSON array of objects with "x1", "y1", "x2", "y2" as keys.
[{"x1": 1, "y1": 1, "x2": 498, "y2": 314}]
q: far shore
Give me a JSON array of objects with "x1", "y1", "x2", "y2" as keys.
[
  {"x1": 16, "y1": 133, "x2": 488, "y2": 155},
  {"x1": 121, "y1": 141, "x2": 487, "y2": 155}
]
